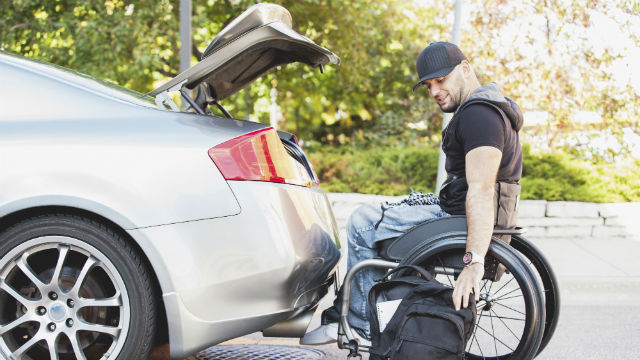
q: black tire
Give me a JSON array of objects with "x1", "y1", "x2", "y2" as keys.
[
  {"x1": 511, "y1": 235, "x2": 560, "y2": 356},
  {"x1": 0, "y1": 214, "x2": 156, "y2": 360},
  {"x1": 400, "y1": 236, "x2": 545, "y2": 360}
]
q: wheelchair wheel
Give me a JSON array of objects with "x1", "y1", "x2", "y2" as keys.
[
  {"x1": 511, "y1": 235, "x2": 560, "y2": 356},
  {"x1": 399, "y1": 237, "x2": 545, "y2": 360}
]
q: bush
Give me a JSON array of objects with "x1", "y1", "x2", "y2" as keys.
[
  {"x1": 520, "y1": 146, "x2": 640, "y2": 202},
  {"x1": 306, "y1": 144, "x2": 640, "y2": 202},
  {"x1": 307, "y1": 145, "x2": 440, "y2": 195}
]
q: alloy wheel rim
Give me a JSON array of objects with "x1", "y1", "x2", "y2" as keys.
[{"x1": 0, "y1": 236, "x2": 130, "y2": 360}]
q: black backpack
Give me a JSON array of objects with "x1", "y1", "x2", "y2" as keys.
[{"x1": 368, "y1": 265, "x2": 476, "y2": 360}]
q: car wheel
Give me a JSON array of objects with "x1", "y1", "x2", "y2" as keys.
[{"x1": 0, "y1": 214, "x2": 156, "y2": 360}]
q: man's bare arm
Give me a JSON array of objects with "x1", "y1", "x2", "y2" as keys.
[
  {"x1": 452, "y1": 146, "x2": 502, "y2": 310},
  {"x1": 465, "y1": 146, "x2": 501, "y2": 256}
]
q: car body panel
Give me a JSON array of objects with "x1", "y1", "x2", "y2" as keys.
[
  {"x1": 162, "y1": 293, "x2": 292, "y2": 357},
  {"x1": 127, "y1": 181, "x2": 339, "y2": 357},
  {"x1": 0, "y1": 51, "x2": 156, "y2": 119},
  {"x1": 0, "y1": 55, "x2": 281, "y2": 228},
  {"x1": 0, "y1": 117, "x2": 243, "y2": 228}
]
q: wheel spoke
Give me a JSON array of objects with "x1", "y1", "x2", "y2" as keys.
[
  {"x1": 16, "y1": 253, "x2": 47, "y2": 292},
  {"x1": 490, "y1": 304, "x2": 498, "y2": 355},
  {"x1": 47, "y1": 335, "x2": 60, "y2": 360},
  {"x1": 468, "y1": 308, "x2": 486, "y2": 357},
  {"x1": 494, "y1": 301, "x2": 526, "y2": 316},
  {"x1": 486, "y1": 314, "x2": 526, "y2": 322},
  {"x1": 495, "y1": 294, "x2": 524, "y2": 302},
  {"x1": 69, "y1": 333, "x2": 88, "y2": 360},
  {"x1": 490, "y1": 308, "x2": 522, "y2": 342},
  {"x1": 436, "y1": 256, "x2": 454, "y2": 288},
  {"x1": 486, "y1": 276, "x2": 495, "y2": 295},
  {"x1": 0, "y1": 279, "x2": 33, "y2": 306},
  {"x1": 78, "y1": 322, "x2": 121, "y2": 338},
  {"x1": 491, "y1": 275, "x2": 516, "y2": 297},
  {"x1": 79, "y1": 293, "x2": 123, "y2": 308},
  {"x1": 49, "y1": 245, "x2": 70, "y2": 288},
  {"x1": 11, "y1": 332, "x2": 41, "y2": 359},
  {"x1": 70, "y1": 256, "x2": 98, "y2": 296},
  {"x1": 472, "y1": 334, "x2": 486, "y2": 359},
  {"x1": 480, "y1": 279, "x2": 489, "y2": 293},
  {"x1": 0, "y1": 314, "x2": 35, "y2": 336},
  {"x1": 474, "y1": 323, "x2": 516, "y2": 352},
  {"x1": 493, "y1": 287, "x2": 522, "y2": 302}
]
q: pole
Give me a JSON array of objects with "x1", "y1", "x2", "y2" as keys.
[
  {"x1": 435, "y1": 0, "x2": 463, "y2": 194},
  {"x1": 179, "y1": 0, "x2": 192, "y2": 73},
  {"x1": 270, "y1": 85, "x2": 279, "y2": 130}
]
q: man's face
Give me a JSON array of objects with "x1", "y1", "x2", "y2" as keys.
[{"x1": 422, "y1": 65, "x2": 466, "y2": 113}]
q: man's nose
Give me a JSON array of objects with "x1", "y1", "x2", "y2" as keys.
[{"x1": 429, "y1": 84, "x2": 440, "y2": 98}]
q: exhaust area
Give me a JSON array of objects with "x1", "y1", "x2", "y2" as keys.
[{"x1": 261, "y1": 309, "x2": 315, "y2": 338}]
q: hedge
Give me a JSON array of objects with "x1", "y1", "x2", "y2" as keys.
[{"x1": 306, "y1": 144, "x2": 640, "y2": 202}]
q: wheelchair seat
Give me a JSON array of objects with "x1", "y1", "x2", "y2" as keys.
[{"x1": 377, "y1": 215, "x2": 525, "y2": 261}]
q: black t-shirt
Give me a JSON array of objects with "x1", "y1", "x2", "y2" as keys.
[{"x1": 439, "y1": 102, "x2": 522, "y2": 214}]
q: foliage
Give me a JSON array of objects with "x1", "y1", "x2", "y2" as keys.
[
  {"x1": 307, "y1": 143, "x2": 640, "y2": 202},
  {"x1": 307, "y1": 143, "x2": 440, "y2": 195},
  {"x1": 464, "y1": 0, "x2": 640, "y2": 156},
  {"x1": 0, "y1": 0, "x2": 180, "y2": 91},
  {"x1": 1, "y1": 0, "x2": 638, "y2": 158},
  {"x1": 520, "y1": 145, "x2": 640, "y2": 202}
]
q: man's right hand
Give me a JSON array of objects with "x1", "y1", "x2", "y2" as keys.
[{"x1": 452, "y1": 263, "x2": 484, "y2": 310}]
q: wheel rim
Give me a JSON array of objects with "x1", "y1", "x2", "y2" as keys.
[
  {"x1": 511, "y1": 235, "x2": 560, "y2": 356},
  {"x1": 400, "y1": 238, "x2": 544, "y2": 360},
  {"x1": 466, "y1": 268, "x2": 531, "y2": 359},
  {"x1": 0, "y1": 236, "x2": 130, "y2": 360}
]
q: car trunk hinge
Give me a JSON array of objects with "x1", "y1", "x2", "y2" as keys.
[
  {"x1": 213, "y1": 100, "x2": 232, "y2": 118},
  {"x1": 180, "y1": 87, "x2": 206, "y2": 115}
]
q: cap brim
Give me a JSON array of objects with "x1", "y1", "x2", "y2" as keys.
[{"x1": 412, "y1": 66, "x2": 456, "y2": 92}]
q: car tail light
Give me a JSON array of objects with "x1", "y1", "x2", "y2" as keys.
[{"x1": 208, "y1": 127, "x2": 313, "y2": 187}]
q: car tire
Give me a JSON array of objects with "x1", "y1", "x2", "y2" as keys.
[{"x1": 0, "y1": 214, "x2": 156, "y2": 360}]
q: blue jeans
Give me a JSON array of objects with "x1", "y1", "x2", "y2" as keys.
[{"x1": 345, "y1": 201, "x2": 449, "y2": 338}]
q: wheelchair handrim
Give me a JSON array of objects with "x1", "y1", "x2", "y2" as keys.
[{"x1": 399, "y1": 237, "x2": 546, "y2": 360}]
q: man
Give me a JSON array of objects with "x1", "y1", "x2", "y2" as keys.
[{"x1": 301, "y1": 41, "x2": 523, "y2": 345}]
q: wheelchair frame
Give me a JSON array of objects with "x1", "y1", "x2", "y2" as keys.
[{"x1": 335, "y1": 215, "x2": 559, "y2": 360}]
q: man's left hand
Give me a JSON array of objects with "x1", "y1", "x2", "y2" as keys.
[{"x1": 452, "y1": 263, "x2": 484, "y2": 311}]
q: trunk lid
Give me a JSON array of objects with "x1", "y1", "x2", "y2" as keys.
[{"x1": 150, "y1": 3, "x2": 339, "y2": 101}]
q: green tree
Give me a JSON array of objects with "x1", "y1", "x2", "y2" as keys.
[
  {"x1": 0, "y1": 0, "x2": 181, "y2": 91},
  {"x1": 464, "y1": 0, "x2": 640, "y2": 158}
]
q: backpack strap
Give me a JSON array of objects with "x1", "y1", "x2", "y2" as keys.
[{"x1": 382, "y1": 265, "x2": 434, "y2": 281}]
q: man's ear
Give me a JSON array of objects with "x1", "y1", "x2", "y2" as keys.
[{"x1": 460, "y1": 60, "x2": 472, "y2": 77}]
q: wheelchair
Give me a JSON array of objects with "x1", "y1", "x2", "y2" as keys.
[{"x1": 336, "y1": 215, "x2": 560, "y2": 360}]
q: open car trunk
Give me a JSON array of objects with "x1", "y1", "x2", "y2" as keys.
[{"x1": 150, "y1": 3, "x2": 339, "y2": 108}]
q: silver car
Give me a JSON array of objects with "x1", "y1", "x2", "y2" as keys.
[{"x1": 0, "y1": 4, "x2": 340, "y2": 359}]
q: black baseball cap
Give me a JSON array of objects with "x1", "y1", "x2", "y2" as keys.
[{"x1": 413, "y1": 42, "x2": 468, "y2": 91}]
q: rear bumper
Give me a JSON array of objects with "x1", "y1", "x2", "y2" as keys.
[{"x1": 127, "y1": 182, "x2": 340, "y2": 358}]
